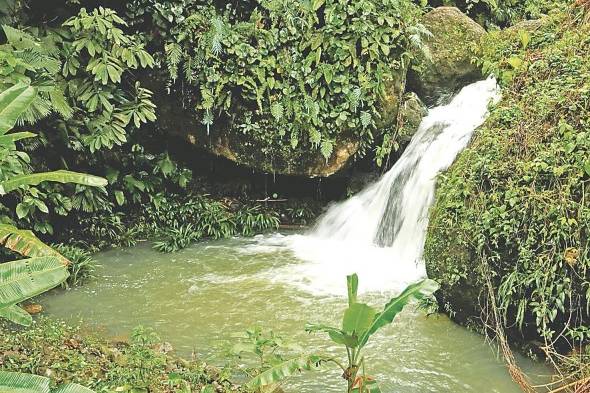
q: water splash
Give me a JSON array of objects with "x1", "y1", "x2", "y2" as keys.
[{"x1": 280, "y1": 78, "x2": 500, "y2": 295}]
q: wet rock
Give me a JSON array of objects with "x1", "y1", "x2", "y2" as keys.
[
  {"x1": 408, "y1": 7, "x2": 486, "y2": 105},
  {"x1": 397, "y1": 93, "x2": 428, "y2": 143},
  {"x1": 23, "y1": 303, "x2": 43, "y2": 315},
  {"x1": 155, "y1": 341, "x2": 174, "y2": 354}
]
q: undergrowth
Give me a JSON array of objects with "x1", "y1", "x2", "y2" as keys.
[{"x1": 425, "y1": 2, "x2": 590, "y2": 354}]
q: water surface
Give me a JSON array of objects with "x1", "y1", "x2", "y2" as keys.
[{"x1": 41, "y1": 237, "x2": 548, "y2": 393}]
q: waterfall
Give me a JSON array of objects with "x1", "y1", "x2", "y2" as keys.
[{"x1": 276, "y1": 78, "x2": 500, "y2": 296}]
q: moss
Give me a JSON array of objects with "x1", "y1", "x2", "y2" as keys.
[
  {"x1": 425, "y1": 5, "x2": 590, "y2": 349},
  {"x1": 409, "y1": 7, "x2": 485, "y2": 104}
]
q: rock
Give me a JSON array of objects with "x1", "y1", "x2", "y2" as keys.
[
  {"x1": 23, "y1": 303, "x2": 43, "y2": 315},
  {"x1": 408, "y1": 7, "x2": 486, "y2": 105},
  {"x1": 155, "y1": 342, "x2": 173, "y2": 354},
  {"x1": 206, "y1": 131, "x2": 360, "y2": 177},
  {"x1": 146, "y1": 65, "x2": 411, "y2": 177},
  {"x1": 507, "y1": 18, "x2": 543, "y2": 33},
  {"x1": 347, "y1": 171, "x2": 380, "y2": 196},
  {"x1": 397, "y1": 93, "x2": 428, "y2": 143}
]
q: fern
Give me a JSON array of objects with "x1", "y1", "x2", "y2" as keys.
[
  {"x1": 270, "y1": 102, "x2": 284, "y2": 121},
  {"x1": 320, "y1": 139, "x2": 333, "y2": 160},
  {"x1": 309, "y1": 128, "x2": 321, "y2": 145},
  {"x1": 360, "y1": 111, "x2": 372, "y2": 128},
  {"x1": 49, "y1": 85, "x2": 74, "y2": 119},
  {"x1": 210, "y1": 17, "x2": 226, "y2": 56},
  {"x1": 165, "y1": 42, "x2": 183, "y2": 81}
]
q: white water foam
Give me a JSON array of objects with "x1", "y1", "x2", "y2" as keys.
[{"x1": 249, "y1": 79, "x2": 500, "y2": 296}]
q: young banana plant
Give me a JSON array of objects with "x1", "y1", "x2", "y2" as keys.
[{"x1": 247, "y1": 274, "x2": 439, "y2": 392}]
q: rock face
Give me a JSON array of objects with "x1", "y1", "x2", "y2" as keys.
[
  {"x1": 409, "y1": 7, "x2": 486, "y2": 105},
  {"x1": 151, "y1": 71, "x2": 421, "y2": 178},
  {"x1": 206, "y1": 131, "x2": 361, "y2": 178}
]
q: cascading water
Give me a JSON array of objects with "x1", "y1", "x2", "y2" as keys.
[{"x1": 279, "y1": 78, "x2": 500, "y2": 295}]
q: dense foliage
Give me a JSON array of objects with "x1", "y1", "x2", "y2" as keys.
[
  {"x1": 425, "y1": 3, "x2": 590, "y2": 350},
  {"x1": 158, "y1": 0, "x2": 429, "y2": 165}
]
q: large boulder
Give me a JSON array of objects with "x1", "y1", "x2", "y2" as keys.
[
  {"x1": 149, "y1": 68, "x2": 422, "y2": 178},
  {"x1": 409, "y1": 7, "x2": 486, "y2": 105}
]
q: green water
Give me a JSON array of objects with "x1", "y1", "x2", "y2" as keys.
[{"x1": 40, "y1": 237, "x2": 548, "y2": 392}]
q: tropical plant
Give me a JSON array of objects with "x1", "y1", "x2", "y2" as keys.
[
  {"x1": 52, "y1": 243, "x2": 96, "y2": 288},
  {"x1": 0, "y1": 82, "x2": 106, "y2": 326},
  {"x1": 425, "y1": 4, "x2": 590, "y2": 351},
  {"x1": 437, "y1": 0, "x2": 568, "y2": 27},
  {"x1": 163, "y1": 0, "x2": 429, "y2": 164},
  {"x1": 0, "y1": 371, "x2": 94, "y2": 393},
  {"x1": 153, "y1": 223, "x2": 200, "y2": 253},
  {"x1": 247, "y1": 274, "x2": 439, "y2": 392}
]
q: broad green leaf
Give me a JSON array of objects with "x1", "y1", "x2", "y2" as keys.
[
  {"x1": 0, "y1": 83, "x2": 37, "y2": 134},
  {"x1": 114, "y1": 190, "x2": 125, "y2": 206},
  {"x1": 0, "y1": 256, "x2": 69, "y2": 309},
  {"x1": 347, "y1": 273, "x2": 358, "y2": 306},
  {"x1": 342, "y1": 303, "x2": 376, "y2": 338},
  {"x1": 358, "y1": 279, "x2": 439, "y2": 348},
  {"x1": 0, "y1": 170, "x2": 107, "y2": 195},
  {"x1": 518, "y1": 30, "x2": 531, "y2": 49},
  {"x1": 246, "y1": 355, "x2": 321, "y2": 388},
  {"x1": 305, "y1": 323, "x2": 357, "y2": 346},
  {"x1": 0, "y1": 371, "x2": 50, "y2": 393},
  {"x1": 0, "y1": 132, "x2": 37, "y2": 146},
  {"x1": 0, "y1": 371, "x2": 95, "y2": 393},
  {"x1": 0, "y1": 304, "x2": 32, "y2": 326},
  {"x1": 0, "y1": 224, "x2": 69, "y2": 264},
  {"x1": 507, "y1": 56, "x2": 523, "y2": 69}
]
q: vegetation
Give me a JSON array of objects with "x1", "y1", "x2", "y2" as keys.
[
  {"x1": 1, "y1": 0, "x2": 589, "y2": 392},
  {"x1": 0, "y1": 371, "x2": 93, "y2": 393},
  {"x1": 247, "y1": 274, "x2": 439, "y2": 392},
  {"x1": 0, "y1": 82, "x2": 106, "y2": 326},
  {"x1": 425, "y1": 0, "x2": 590, "y2": 378},
  {"x1": 434, "y1": 0, "x2": 569, "y2": 27},
  {"x1": 0, "y1": 318, "x2": 240, "y2": 392},
  {"x1": 157, "y1": 0, "x2": 430, "y2": 165}
]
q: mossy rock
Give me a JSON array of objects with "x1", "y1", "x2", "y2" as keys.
[
  {"x1": 409, "y1": 7, "x2": 485, "y2": 105},
  {"x1": 148, "y1": 68, "x2": 415, "y2": 177},
  {"x1": 424, "y1": 10, "x2": 590, "y2": 349}
]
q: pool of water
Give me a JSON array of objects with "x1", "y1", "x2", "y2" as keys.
[{"x1": 40, "y1": 236, "x2": 548, "y2": 392}]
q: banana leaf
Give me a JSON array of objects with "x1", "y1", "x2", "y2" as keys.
[
  {"x1": 0, "y1": 371, "x2": 94, "y2": 392},
  {"x1": 0, "y1": 256, "x2": 69, "y2": 309},
  {"x1": 358, "y1": 279, "x2": 439, "y2": 348},
  {"x1": 246, "y1": 355, "x2": 322, "y2": 388},
  {"x1": 0, "y1": 131, "x2": 36, "y2": 146},
  {"x1": 0, "y1": 83, "x2": 36, "y2": 134},
  {"x1": 0, "y1": 304, "x2": 32, "y2": 326},
  {"x1": 0, "y1": 170, "x2": 107, "y2": 195},
  {"x1": 0, "y1": 224, "x2": 69, "y2": 264}
]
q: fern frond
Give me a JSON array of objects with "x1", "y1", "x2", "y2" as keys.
[
  {"x1": 164, "y1": 42, "x2": 182, "y2": 81},
  {"x1": 49, "y1": 85, "x2": 74, "y2": 119}
]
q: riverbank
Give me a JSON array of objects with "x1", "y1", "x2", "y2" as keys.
[{"x1": 0, "y1": 318, "x2": 242, "y2": 393}]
